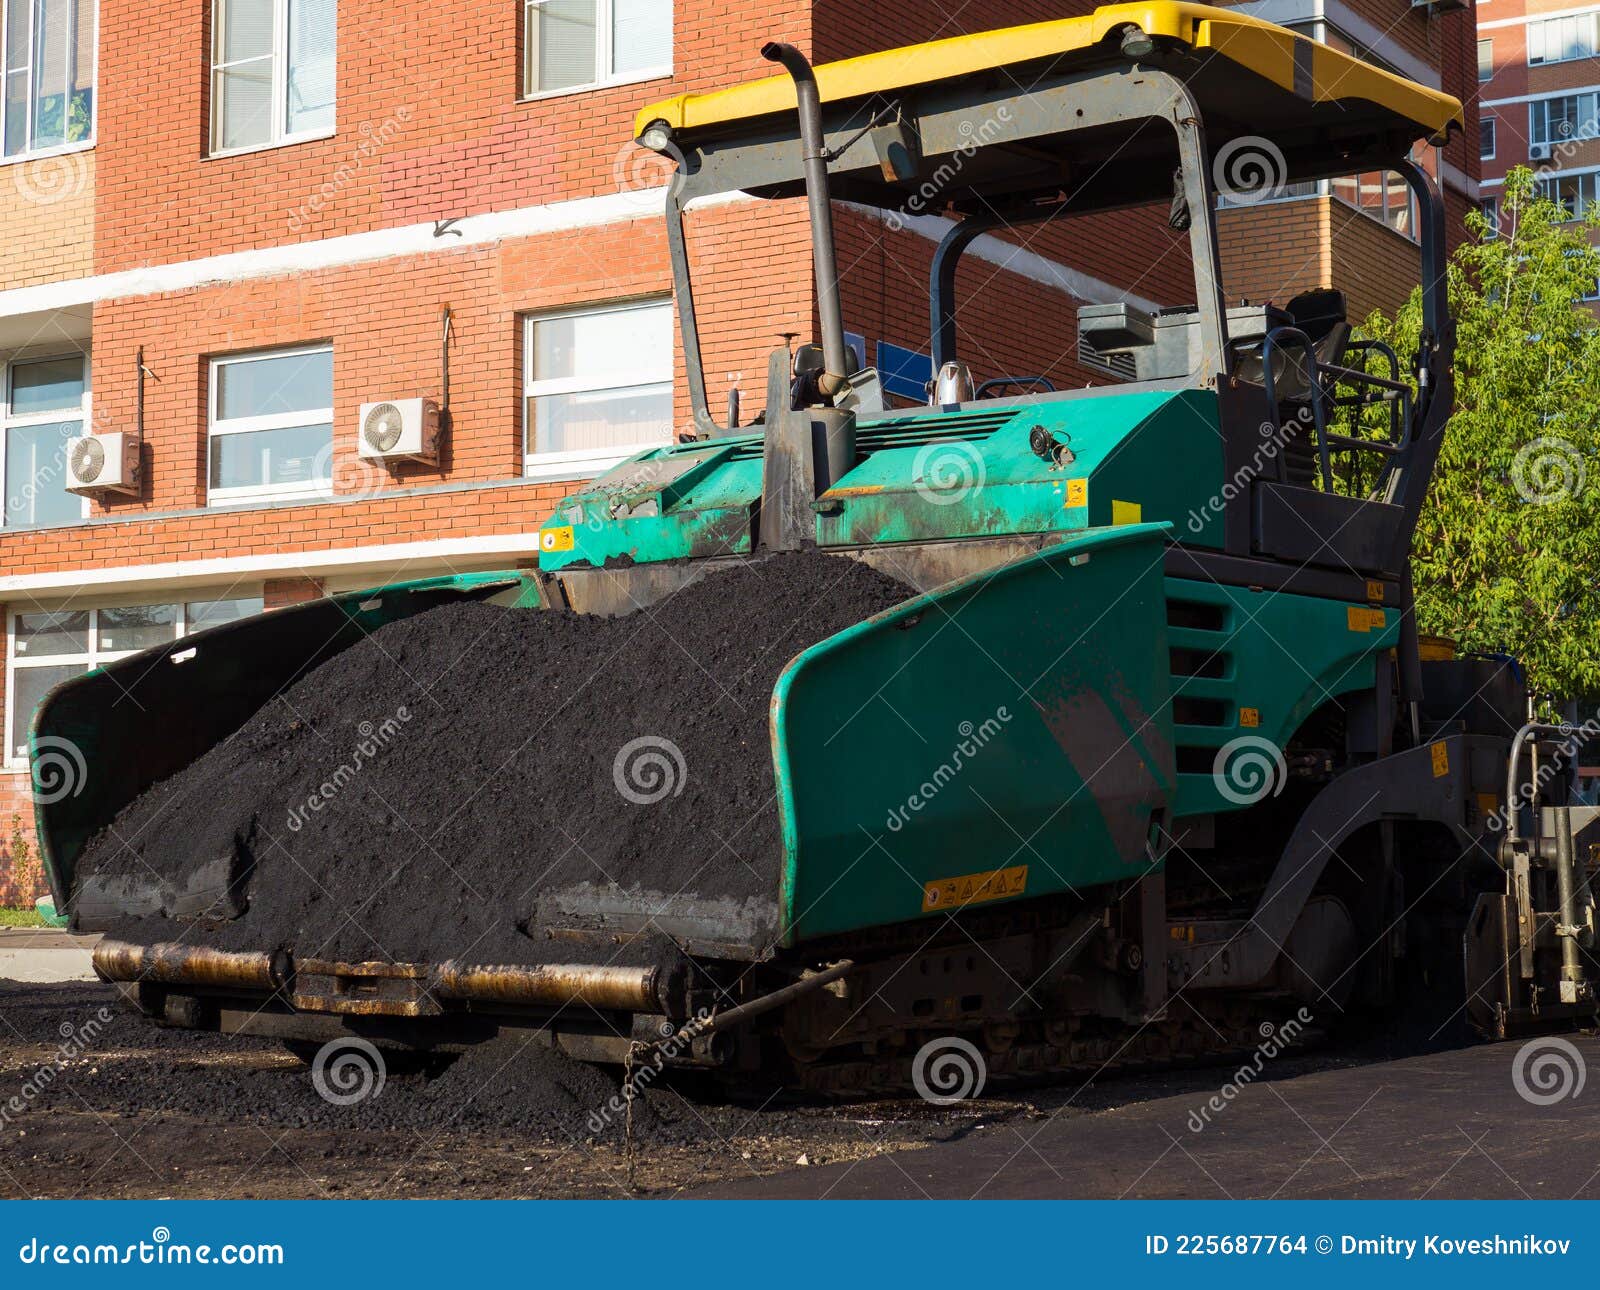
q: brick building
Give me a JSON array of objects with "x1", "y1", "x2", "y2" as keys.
[
  {"x1": 0, "y1": 0, "x2": 1478, "y2": 903},
  {"x1": 1476, "y1": 0, "x2": 1600, "y2": 270}
]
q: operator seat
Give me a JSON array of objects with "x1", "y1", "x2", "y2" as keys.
[{"x1": 1275, "y1": 289, "x2": 1351, "y2": 487}]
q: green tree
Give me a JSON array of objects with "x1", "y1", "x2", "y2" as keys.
[{"x1": 1364, "y1": 166, "x2": 1600, "y2": 698}]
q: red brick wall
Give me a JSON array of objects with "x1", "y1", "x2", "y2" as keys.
[
  {"x1": 0, "y1": 777, "x2": 44, "y2": 906},
  {"x1": 93, "y1": 0, "x2": 813, "y2": 274}
]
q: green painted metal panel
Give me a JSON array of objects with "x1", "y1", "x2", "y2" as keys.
[
  {"x1": 1162, "y1": 577, "x2": 1401, "y2": 816},
  {"x1": 539, "y1": 438, "x2": 763, "y2": 570},
  {"x1": 537, "y1": 390, "x2": 1229, "y2": 574},
  {"x1": 770, "y1": 524, "x2": 1176, "y2": 944},
  {"x1": 815, "y1": 389, "x2": 1225, "y2": 549}
]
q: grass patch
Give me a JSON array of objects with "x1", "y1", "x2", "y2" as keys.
[{"x1": 0, "y1": 906, "x2": 47, "y2": 928}]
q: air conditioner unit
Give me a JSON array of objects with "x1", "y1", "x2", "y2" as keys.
[
  {"x1": 1530, "y1": 143, "x2": 1552, "y2": 160},
  {"x1": 358, "y1": 398, "x2": 442, "y2": 464},
  {"x1": 1409, "y1": 0, "x2": 1468, "y2": 12},
  {"x1": 65, "y1": 431, "x2": 140, "y2": 496}
]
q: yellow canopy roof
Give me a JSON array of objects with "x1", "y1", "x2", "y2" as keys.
[{"x1": 636, "y1": 2, "x2": 1463, "y2": 145}]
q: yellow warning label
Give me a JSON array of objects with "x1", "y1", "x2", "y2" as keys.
[
  {"x1": 1366, "y1": 579, "x2": 1385, "y2": 604},
  {"x1": 539, "y1": 526, "x2": 575, "y2": 553},
  {"x1": 1239, "y1": 707, "x2": 1261, "y2": 728},
  {"x1": 1111, "y1": 499, "x2": 1142, "y2": 525},
  {"x1": 922, "y1": 865, "x2": 1028, "y2": 913},
  {"x1": 1065, "y1": 478, "x2": 1088, "y2": 509},
  {"x1": 1476, "y1": 792, "x2": 1499, "y2": 817},
  {"x1": 1347, "y1": 606, "x2": 1387, "y2": 633},
  {"x1": 1431, "y1": 742, "x2": 1449, "y2": 778}
]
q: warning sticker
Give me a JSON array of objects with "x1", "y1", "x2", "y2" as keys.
[
  {"x1": 1347, "y1": 606, "x2": 1387, "y2": 633},
  {"x1": 1239, "y1": 707, "x2": 1261, "y2": 728},
  {"x1": 1431, "y1": 742, "x2": 1450, "y2": 778},
  {"x1": 922, "y1": 865, "x2": 1028, "y2": 913},
  {"x1": 539, "y1": 526, "x2": 575, "y2": 553},
  {"x1": 1066, "y1": 478, "x2": 1088, "y2": 509}
]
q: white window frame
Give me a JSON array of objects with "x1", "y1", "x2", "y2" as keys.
[
  {"x1": 521, "y1": 0, "x2": 672, "y2": 102},
  {"x1": 1481, "y1": 116, "x2": 1497, "y2": 162},
  {"x1": 0, "y1": 0, "x2": 98, "y2": 164},
  {"x1": 1536, "y1": 169, "x2": 1600, "y2": 221},
  {"x1": 4, "y1": 592, "x2": 264, "y2": 768},
  {"x1": 1478, "y1": 38, "x2": 1493, "y2": 82},
  {"x1": 1528, "y1": 11, "x2": 1600, "y2": 67},
  {"x1": 207, "y1": 343, "x2": 334, "y2": 505},
  {"x1": 1528, "y1": 92, "x2": 1600, "y2": 153},
  {"x1": 1, "y1": 349, "x2": 89, "y2": 531},
  {"x1": 209, "y1": 0, "x2": 336, "y2": 159},
  {"x1": 522, "y1": 298, "x2": 673, "y2": 481}
]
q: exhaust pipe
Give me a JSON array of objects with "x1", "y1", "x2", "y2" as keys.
[{"x1": 761, "y1": 41, "x2": 849, "y2": 399}]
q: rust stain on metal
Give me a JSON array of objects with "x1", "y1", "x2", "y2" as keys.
[
  {"x1": 92, "y1": 940, "x2": 279, "y2": 990},
  {"x1": 434, "y1": 961, "x2": 660, "y2": 1012},
  {"x1": 94, "y1": 941, "x2": 661, "y2": 1016}
]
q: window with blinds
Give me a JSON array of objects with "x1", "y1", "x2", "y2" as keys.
[
  {"x1": 211, "y1": 0, "x2": 335, "y2": 154},
  {"x1": 523, "y1": 0, "x2": 670, "y2": 97}
]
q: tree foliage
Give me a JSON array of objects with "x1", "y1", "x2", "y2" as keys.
[{"x1": 1364, "y1": 167, "x2": 1600, "y2": 698}]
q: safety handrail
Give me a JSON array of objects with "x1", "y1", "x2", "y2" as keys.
[
  {"x1": 1260, "y1": 326, "x2": 1333, "y2": 492},
  {"x1": 1261, "y1": 326, "x2": 1415, "y2": 494},
  {"x1": 975, "y1": 375, "x2": 1057, "y2": 399}
]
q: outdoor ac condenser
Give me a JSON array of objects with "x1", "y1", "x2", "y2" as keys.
[
  {"x1": 358, "y1": 398, "x2": 443, "y2": 465},
  {"x1": 65, "y1": 431, "x2": 141, "y2": 496}
]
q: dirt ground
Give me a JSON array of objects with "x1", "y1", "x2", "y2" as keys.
[{"x1": 0, "y1": 980, "x2": 1380, "y2": 1200}]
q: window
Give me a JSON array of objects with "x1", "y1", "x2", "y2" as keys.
[
  {"x1": 523, "y1": 299, "x2": 672, "y2": 478},
  {"x1": 208, "y1": 344, "x2": 333, "y2": 504},
  {"x1": 1480, "y1": 116, "x2": 1496, "y2": 161},
  {"x1": 2, "y1": 353, "x2": 86, "y2": 529},
  {"x1": 210, "y1": 0, "x2": 335, "y2": 155},
  {"x1": 1530, "y1": 94, "x2": 1600, "y2": 152},
  {"x1": 523, "y1": 0, "x2": 670, "y2": 98},
  {"x1": 1478, "y1": 38, "x2": 1493, "y2": 82},
  {"x1": 1481, "y1": 196, "x2": 1499, "y2": 237},
  {"x1": 1536, "y1": 171, "x2": 1600, "y2": 220},
  {"x1": 1528, "y1": 12, "x2": 1600, "y2": 65},
  {"x1": 5, "y1": 594, "x2": 264, "y2": 764},
  {"x1": 0, "y1": 0, "x2": 95, "y2": 160}
]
